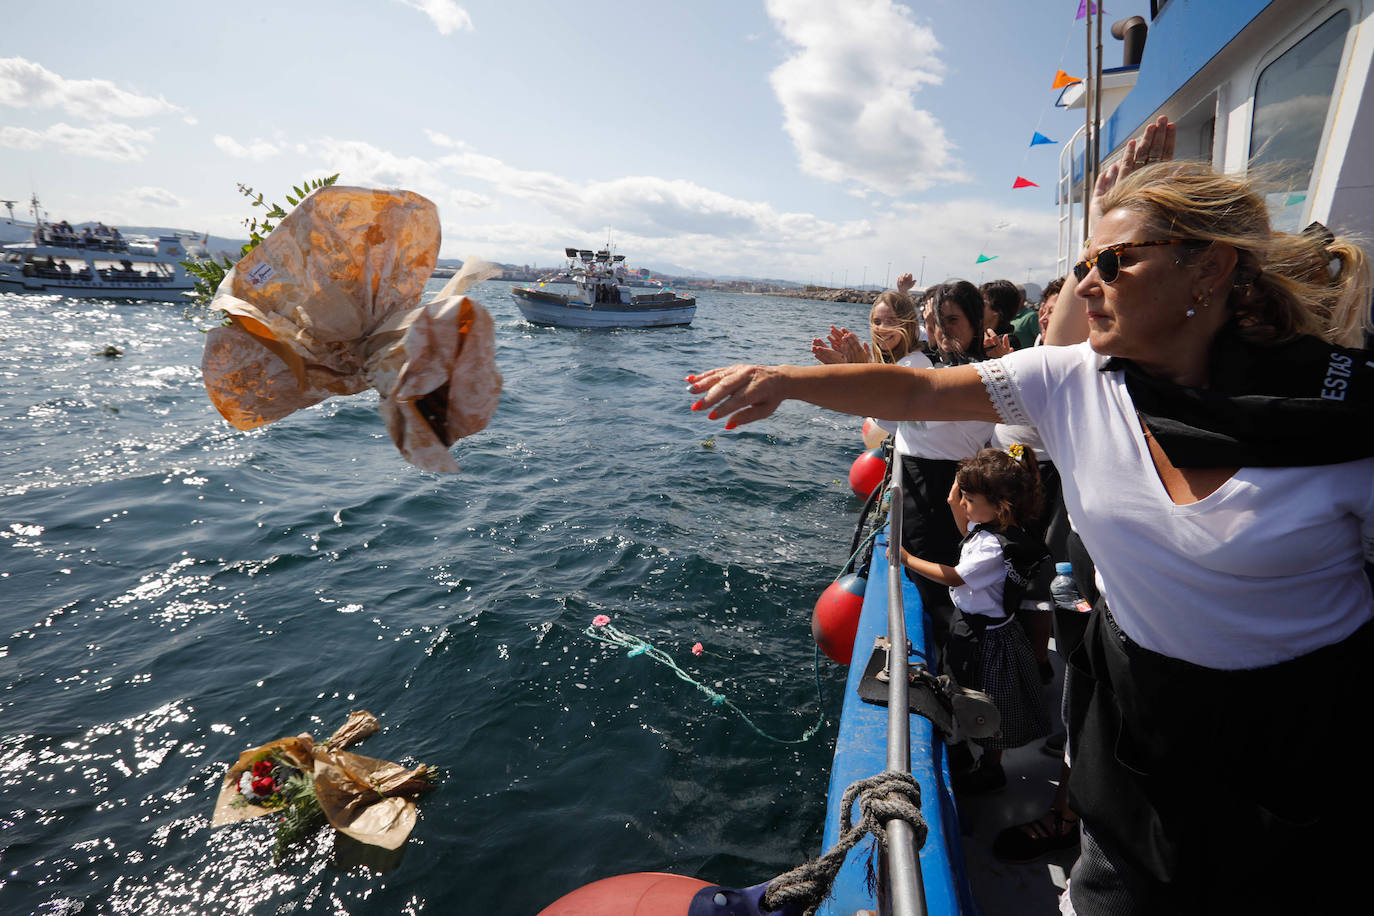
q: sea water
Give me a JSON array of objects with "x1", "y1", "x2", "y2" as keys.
[{"x1": 0, "y1": 281, "x2": 877, "y2": 914}]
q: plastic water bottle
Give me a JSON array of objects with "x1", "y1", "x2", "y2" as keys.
[{"x1": 1050, "y1": 562, "x2": 1092, "y2": 614}]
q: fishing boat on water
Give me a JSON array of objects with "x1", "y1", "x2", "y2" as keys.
[
  {"x1": 0, "y1": 196, "x2": 197, "y2": 302},
  {"x1": 541, "y1": 1, "x2": 1374, "y2": 913},
  {"x1": 510, "y1": 247, "x2": 697, "y2": 328}
]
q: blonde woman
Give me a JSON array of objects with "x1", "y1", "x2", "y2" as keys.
[{"x1": 690, "y1": 160, "x2": 1374, "y2": 915}]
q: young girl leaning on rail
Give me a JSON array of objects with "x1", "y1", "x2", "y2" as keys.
[{"x1": 890, "y1": 445, "x2": 1051, "y2": 793}]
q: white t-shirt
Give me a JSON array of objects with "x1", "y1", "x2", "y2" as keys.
[
  {"x1": 950, "y1": 528, "x2": 1008, "y2": 620},
  {"x1": 873, "y1": 354, "x2": 993, "y2": 461},
  {"x1": 977, "y1": 342, "x2": 1374, "y2": 669}
]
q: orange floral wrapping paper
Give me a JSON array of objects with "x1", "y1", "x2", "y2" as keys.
[
  {"x1": 201, "y1": 186, "x2": 501, "y2": 473},
  {"x1": 210, "y1": 711, "x2": 436, "y2": 851}
]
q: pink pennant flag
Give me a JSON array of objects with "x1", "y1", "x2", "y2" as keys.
[
  {"x1": 1012, "y1": 176, "x2": 1039, "y2": 189},
  {"x1": 1076, "y1": 1, "x2": 1098, "y2": 19}
]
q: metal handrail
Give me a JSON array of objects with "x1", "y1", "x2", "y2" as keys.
[{"x1": 882, "y1": 471, "x2": 927, "y2": 916}]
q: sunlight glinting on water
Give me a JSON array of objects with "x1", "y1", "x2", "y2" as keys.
[{"x1": 1, "y1": 282, "x2": 864, "y2": 912}]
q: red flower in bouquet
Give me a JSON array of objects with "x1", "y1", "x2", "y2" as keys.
[
  {"x1": 252, "y1": 760, "x2": 274, "y2": 778},
  {"x1": 251, "y1": 775, "x2": 276, "y2": 796}
]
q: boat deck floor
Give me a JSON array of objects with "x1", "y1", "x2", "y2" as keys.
[{"x1": 955, "y1": 645, "x2": 1075, "y2": 916}]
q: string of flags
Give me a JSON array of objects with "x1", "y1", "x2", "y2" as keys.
[{"x1": 976, "y1": 1, "x2": 1088, "y2": 266}]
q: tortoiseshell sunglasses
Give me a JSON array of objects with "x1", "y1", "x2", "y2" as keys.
[{"x1": 1072, "y1": 239, "x2": 1190, "y2": 283}]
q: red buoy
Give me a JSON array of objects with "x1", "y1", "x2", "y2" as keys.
[
  {"x1": 538, "y1": 872, "x2": 711, "y2": 915},
  {"x1": 848, "y1": 447, "x2": 886, "y2": 499},
  {"x1": 812, "y1": 573, "x2": 867, "y2": 664}
]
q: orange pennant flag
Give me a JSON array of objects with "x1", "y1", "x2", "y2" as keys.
[
  {"x1": 1051, "y1": 69, "x2": 1082, "y2": 89},
  {"x1": 1013, "y1": 176, "x2": 1039, "y2": 189}
]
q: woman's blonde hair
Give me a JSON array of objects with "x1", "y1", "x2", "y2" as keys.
[
  {"x1": 868, "y1": 290, "x2": 921, "y2": 363},
  {"x1": 1100, "y1": 160, "x2": 1372, "y2": 346}
]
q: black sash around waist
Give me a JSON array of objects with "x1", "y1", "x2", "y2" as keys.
[{"x1": 1066, "y1": 603, "x2": 1374, "y2": 905}]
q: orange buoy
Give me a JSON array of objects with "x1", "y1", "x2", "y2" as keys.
[
  {"x1": 848, "y1": 447, "x2": 886, "y2": 499},
  {"x1": 812, "y1": 573, "x2": 867, "y2": 664},
  {"x1": 538, "y1": 872, "x2": 711, "y2": 915}
]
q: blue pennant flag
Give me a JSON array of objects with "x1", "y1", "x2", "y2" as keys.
[{"x1": 1030, "y1": 131, "x2": 1058, "y2": 147}]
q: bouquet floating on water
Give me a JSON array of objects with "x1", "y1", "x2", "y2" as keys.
[
  {"x1": 201, "y1": 186, "x2": 501, "y2": 473},
  {"x1": 211, "y1": 710, "x2": 436, "y2": 857}
]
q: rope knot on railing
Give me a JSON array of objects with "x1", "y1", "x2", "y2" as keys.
[{"x1": 761, "y1": 770, "x2": 927, "y2": 915}]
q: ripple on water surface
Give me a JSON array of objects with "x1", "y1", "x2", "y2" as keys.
[{"x1": 0, "y1": 285, "x2": 876, "y2": 912}]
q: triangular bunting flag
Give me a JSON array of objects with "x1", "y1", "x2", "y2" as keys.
[
  {"x1": 1013, "y1": 176, "x2": 1039, "y2": 189},
  {"x1": 1076, "y1": 1, "x2": 1098, "y2": 20},
  {"x1": 975, "y1": 254, "x2": 998, "y2": 264},
  {"x1": 1051, "y1": 69, "x2": 1082, "y2": 89},
  {"x1": 1030, "y1": 132, "x2": 1058, "y2": 146},
  {"x1": 1284, "y1": 192, "x2": 1307, "y2": 207}
]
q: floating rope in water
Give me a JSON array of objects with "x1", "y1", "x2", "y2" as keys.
[
  {"x1": 762, "y1": 770, "x2": 928, "y2": 916},
  {"x1": 584, "y1": 616, "x2": 825, "y2": 745}
]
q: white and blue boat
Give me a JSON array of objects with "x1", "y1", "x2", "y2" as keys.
[
  {"x1": 0, "y1": 195, "x2": 197, "y2": 302},
  {"x1": 510, "y1": 247, "x2": 696, "y2": 329}
]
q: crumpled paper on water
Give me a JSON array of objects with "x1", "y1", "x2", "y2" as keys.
[
  {"x1": 211, "y1": 710, "x2": 435, "y2": 851},
  {"x1": 201, "y1": 186, "x2": 501, "y2": 473}
]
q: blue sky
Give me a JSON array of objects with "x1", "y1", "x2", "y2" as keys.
[{"x1": 1, "y1": 0, "x2": 1151, "y2": 285}]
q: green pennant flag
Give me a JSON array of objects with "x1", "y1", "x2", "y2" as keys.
[
  {"x1": 975, "y1": 254, "x2": 998, "y2": 264},
  {"x1": 1284, "y1": 192, "x2": 1307, "y2": 207}
]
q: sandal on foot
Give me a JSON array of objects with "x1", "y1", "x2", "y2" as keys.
[{"x1": 992, "y1": 810, "x2": 1080, "y2": 863}]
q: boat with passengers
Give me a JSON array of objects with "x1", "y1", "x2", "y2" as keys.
[
  {"x1": 0, "y1": 195, "x2": 197, "y2": 302},
  {"x1": 510, "y1": 246, "x2": 697, "y2": 328},
  {"x1": 541, "y1": 2, "x2": 1374, "y2": 913}
]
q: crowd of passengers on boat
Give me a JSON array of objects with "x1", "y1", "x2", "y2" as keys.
[{"x1": 36, "y1": 219, "x2": 127, "y2": 251}]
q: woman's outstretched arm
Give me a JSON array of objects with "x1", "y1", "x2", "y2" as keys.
[{"x1": 687, "y1": 362, "x2": 1000, "y2": 429}]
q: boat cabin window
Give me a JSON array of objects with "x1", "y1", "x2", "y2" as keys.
[
  {"x1": 1249, "y1": 10, "x2": 1349, "y2": 231},
  {"x1": 1173, "y1": 92, "x2": 1216, "y2": 165}
]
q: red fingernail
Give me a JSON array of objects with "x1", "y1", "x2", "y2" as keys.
[
  {"x1": 691, "y1": 399, "x2": 705, "y2": 411},
  {"x1": 707, "y1": 411, "x2": 718, "y2": 420},
  {"x1": 724, "y1": 421, "x2": 736, "y2": 430}
]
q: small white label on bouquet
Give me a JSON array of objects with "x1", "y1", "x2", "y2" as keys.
[{"x1": 246, "y1": 262, "x2": 276, "y2": 287}]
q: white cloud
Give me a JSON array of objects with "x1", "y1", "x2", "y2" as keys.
[
  {"x1": 124, "y1": 186, "x2": 184, "y2": 208},
  {"x1": 424, "y1": 131, "x2": 869, "y2": 243},
  {"x1": 313, "y1": 137, "x2": 494, "y2": 211},
  {"x1": 0, "y1": 122, "x2": 156, "y2": 161},
  {"x1": 877, "y1": 198, "x2": 1059, "y2": 284},
  {"x1": 393, "y1": 0, "x2": 473, "y2": 35},
  {"x1": 0, "y1": 57, "x2": 180, "y2": 120},
  {"x1": 764, "y1": 0, "x2": 967, "y2": 196},
  {"x1": 301, "y1": 134, "x2": 1052, "y2": 280},
  {"x1": 213, "y1": 134, "x2": 281, "y2": 161}
]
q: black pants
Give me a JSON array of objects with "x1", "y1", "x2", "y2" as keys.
[
  {"x1": 1066, "y1": 608, "x2": 1374, "y2": 914},
  {"x1": 898, "y1": 454, "x2": 960, "y2": 656}
]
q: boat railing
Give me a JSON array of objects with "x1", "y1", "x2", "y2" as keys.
[
  {"x1": 31, "y1": 232, "x2": 130, "y2": 254},
  {"x1": 882, "y1": 470, "x2": 927, "y2": 916},
  {"x1": 1056, "y1": 123, "x2": 1089, "y2": 277}
]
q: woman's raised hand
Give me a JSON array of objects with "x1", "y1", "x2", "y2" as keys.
[
  {"x1": 811, "y1": 337, "x2": 844, "y2": 364},
  {"x1": 1091, "y1": 115, "x2": 1175, "y2": 223},
  {"x1": 831, "y1": 326, "x2": 868, "y2": 363},
  {"x1": 983, "y1": 328, "x2": 1013, "y2": 358},
  {"x1": 896, "y1": 272, "x2": 916, "y2": 294},
  {"x1": 687, "y1": 365, "x2": 788, "y2": 429}
]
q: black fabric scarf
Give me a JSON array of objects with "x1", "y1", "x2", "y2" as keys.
[{"x1": 1102, "y1": 330, "x2": 1374, "y2": 468}]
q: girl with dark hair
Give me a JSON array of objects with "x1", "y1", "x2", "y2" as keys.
[{"x1": 893, "y1": 445, "x2": 1052, "y2": 792}]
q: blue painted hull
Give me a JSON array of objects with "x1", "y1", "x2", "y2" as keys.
[
  {"x1": 816, "y1": 528, "x2": 974, "y2": 916},
  {"x1": 510, "y1": 285, "x2": 696, "y2": 328}
]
